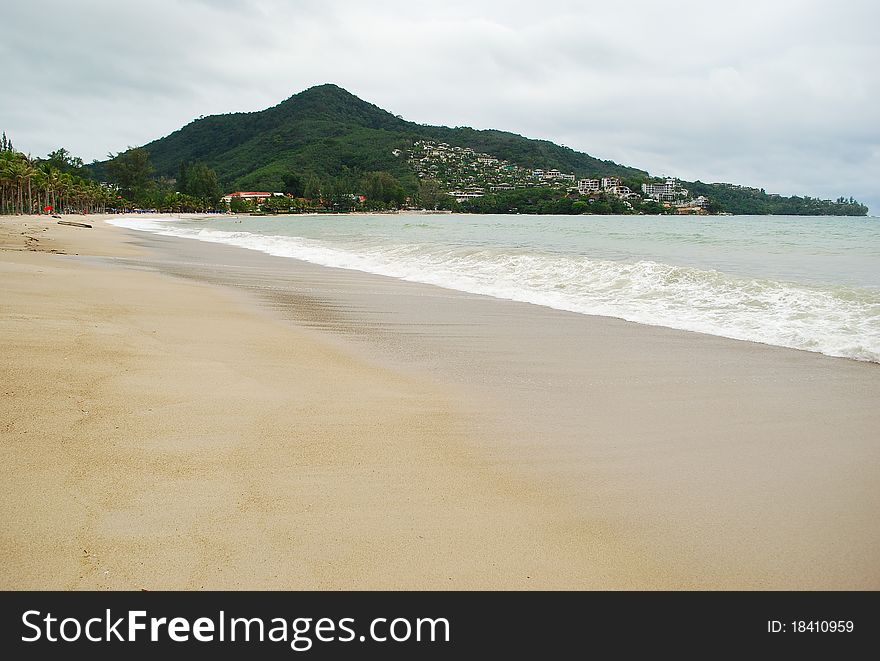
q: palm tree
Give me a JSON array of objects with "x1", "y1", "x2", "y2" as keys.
[
  {"x1": 41, "y1": 165, "x2": 64, "y2": 213},
  {"x1": 7, "y1": 158, "x2": 30, "y2": 214},
  {"x1": 24, "y1": 156, "x2": 35, "y2": 214},
  {"x1": 57, "y1": 172, "x2": 74, "y2": 213},
  {"x1": 0, "y1": 151, "x2": 14, "y2": 214},
  {"x1": 31, "y1": 167, "x2": 47, "y2": 213}
]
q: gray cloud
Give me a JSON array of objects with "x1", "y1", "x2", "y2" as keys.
[{"x1": 1, "y1": 0, "x2": 877, "y2": 212}]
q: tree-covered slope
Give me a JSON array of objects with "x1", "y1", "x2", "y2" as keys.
[
  {"x1": 109, "y1": 84, "x2": 645, "y2": 191},
  {"x1": 686, "y1": 181, "x2": 868, "y2": 216}
]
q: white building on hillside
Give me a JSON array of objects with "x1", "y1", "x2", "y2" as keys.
[
  {"x1": 642, "y1": 178, "x2": 688, "y2": 202},
  {"x1": 601, "y1": 176, "x2": 621, "y2": 190},
  {"x1": 221, "y1": 191, "x2": 285, "y2": 204},
  {"x1": 448, "y1": 190, "x2": 485, "y2": 202},
  {"x1": 578, "y1": 179, "x2": 600, "y2": 194}
]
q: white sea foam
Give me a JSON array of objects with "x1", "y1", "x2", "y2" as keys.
[{"x1": 108, "y1": 216, "x2": 880, "y2": 362}]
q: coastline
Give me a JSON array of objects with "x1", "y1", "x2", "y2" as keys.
[
  {"x1": 111, "y1": 212, "x2": 880, "y2": 364},
  {"x1": 2, "y1": 215, "x2": 878, "y2": 589}
]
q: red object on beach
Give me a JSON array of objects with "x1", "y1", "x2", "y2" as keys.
[{"x1": 43, "y1": 205, "x2": 53, "y2": 212}]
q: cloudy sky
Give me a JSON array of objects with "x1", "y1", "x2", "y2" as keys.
[{"x1": 2, "y1": 0, "x2": 878, "y2": 212}]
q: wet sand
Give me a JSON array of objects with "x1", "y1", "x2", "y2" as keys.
[{"x1": 2, "y1": 215, "x2": 878, "y2": 589}]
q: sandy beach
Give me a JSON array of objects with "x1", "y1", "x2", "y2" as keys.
[{"x1": 2, "y1": 214, "x2": 878, "y2": 590}]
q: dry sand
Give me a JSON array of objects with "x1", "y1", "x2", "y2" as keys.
[{"x1": 2, "y1": 214, "x2": 878, "y2": 589}]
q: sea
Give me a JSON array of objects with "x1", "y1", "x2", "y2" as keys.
[{"x1": 110, "y1": 213, "x2": 880, "y2": 363}]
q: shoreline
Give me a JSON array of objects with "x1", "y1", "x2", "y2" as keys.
[
  {"x1": 110, "y1": 212, "x2": 880, "y2": 365},
  {"x1": 2, "y1": 215, "x2": 879, "y2": 589}
]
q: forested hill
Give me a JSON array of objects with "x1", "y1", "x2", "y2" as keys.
[
  {"x1": 88, "y1": 84, "x2": 867, "y2": 216},
  {"x1": 687, "y1": 181, "x2": 868, "y2": 216},
  {"x1": 98, "y1": 83, "x2": 645, "y2": 191}
]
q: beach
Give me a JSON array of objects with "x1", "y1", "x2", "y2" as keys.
[{"x1": 2, "y1": 214, "x2": 878, "y2": 589}]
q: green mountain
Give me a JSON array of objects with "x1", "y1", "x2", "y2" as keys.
[
  {"x1": 108, "y1": 83, "x2": 645, "y2": 192},
  {"x1": 92, "y1": 84, "x2": 867, "y2": 215}
]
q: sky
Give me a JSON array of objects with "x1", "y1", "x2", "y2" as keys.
[{"x1": 2, "y1": 0, "x2": 878, "y2": 213}]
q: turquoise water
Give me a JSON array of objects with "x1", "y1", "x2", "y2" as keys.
[{"x1": 112, "y1": 213, "x2": 880, "y2": 362}]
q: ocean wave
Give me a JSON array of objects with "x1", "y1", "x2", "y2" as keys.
[{"x1": 108, "y1": 217, "x2": 880, "y2": 362}]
